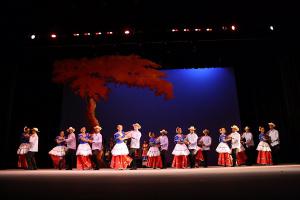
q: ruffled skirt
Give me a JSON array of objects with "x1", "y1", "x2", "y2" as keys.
[
  {"x1": 17, "y1": 143, "x2": 30, "y2": 155},
  {"x1": 111, "y1": 143, "x2": 129, "y2": 156},
  {"x1": 147, "y1": 156, "x2": 162, "y2": 168},
  {"x1": 216, "y1": 142, "x2": 231, "y2": 153},
  {"x1": 49, "y1": 146, "x2": 66, "y2": 157},
  {"x1": 147, "y1": 147, "x2": 160, "y2": 157},
  {"x1": 76, "y1": 143, "x2": 92, "y2": 156},
  {"x1": 172, "y1": 144, "x2": 190, "y2": 156},
  {"x1": 256, "y1": 141, "x2": 271, "y2": 151}
]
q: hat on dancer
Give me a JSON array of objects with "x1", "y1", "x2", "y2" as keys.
[
  {"x1": 132, "y1": 123, "x2": 142, "y2": 129},
  {"x1": 94, "y1": 125, "x2": 102, "y2": 130},
  {"x1": 67, "y1": 127, "x2": 75, "y2": 132},
  {"x1": 231, "y1": 125, "x2": 239, "y2": 132},
  {"x1": 32, "y1": 127, "x2": 40, "y2": 132},
  {"x1": 188, "y1": 126, "x2": 196, "y2": 131},
  {"x1": 268, "y1": 122, "x2": 276, "y2": 127},
  {"x1": 160, "y1": 129, "x2": 168, "y2": 134}
]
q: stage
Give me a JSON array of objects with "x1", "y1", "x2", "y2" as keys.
[{"x1": 1, "y1": 165, "x2": 300, "y2": 199}]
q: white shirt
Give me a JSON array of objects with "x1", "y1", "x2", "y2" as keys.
[
  {"x1": 230, "y1": 132, "x2": 241, "y2": 149},
  {"x1": 65, "y1": 133, "x2": 76, "y2": 150},
  {"x1": 199, "y1": 135, "x2": 212, "y2": 151},
  {"x1": 157, "y1": 135, "x2": 169, "y2": 150},
  {"x1": 186, "y1": 133, "x2": 198, "y2": 150},
  {"x1": 267, "y1": 129, "x2": 280, "y2": 146},
  {"x1": 129, "y1": 130, "x2": 141, "y2": 149},
  {"x1": 29, "y1": 133, "x2": 38, "y2": 152},
  {"x1": 92, "y1": 133, "x2": 102, "y2": 150},
  {"x1": 241, "y1": 132, "x2": 254, "y2": 147}
]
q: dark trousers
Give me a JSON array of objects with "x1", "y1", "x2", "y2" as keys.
[
  {"x1": 26, "y1": 151, "x2": 37, "y2": 170},
  {"x1": 65, "y1": 149, "x2": 76, "y2": 170},
  {"x1": 231, "y1": 148, "x2": 238, "y2": 166},
  {"x1": 271, "y1": 145, "x2": 280, "y2": 165},
  {"x1": 92, "y1": 149, "x2": 100, "y2": 169},
  {"x1": 202, "y1": 150, "x2": 209, "y2": 167},
  {"x1": 245, "y1": 146, "x2": 255, "y2": 165},
  {"x1": 129, "y1": 148, "x2": 138, "y2": 169},
  {"x1": 160, "y1": 149, "x2": 167, "y2": 168},
  {"x1": 188, "y1": 150, "x2": 196, "y2": 168}
]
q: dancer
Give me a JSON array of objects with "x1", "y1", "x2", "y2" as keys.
[
  {"x1": 110, "y1": 125, "x2": 132, "y2": 170},
  {"x1": 65, "y1": 127, "x2": 76, "y2": 170},
  {"x1": 241, "y1": 126, "x2": 255, "y2": 165},
  {"x1": 257, "y1": 126, "x2": 272, "y2": 165},
  {"x1": 229, "y1": 125, "x2": 241, "y2": 167},
  {"x1": 49, "y1": 131, "x2": 66, "y2": 170},
  {"x1": 216, "y1": 128, "x2": 232, "y2": 167},
  {"x1": 157, "y1": 129, "x2": 169, "y2": 169},
  {"x1": 147, "y1": 132, "x2": 163, "y2": 169},
  {"x1": 141, "y1": 140, "x2": 149, "y2": 167},
  {"x1": 26, "y1": 127, "x2": 39, "y2": 170},
  {"x1": 172, "y1": 127, "x2": 189, "y2": 169},
  {"x1": 17, "y1": 126, "x2": 31, "y2": 169},
  {"x1": 76, "y1": 127, "x2": 92, "y2": 170},
  {"x1": 199, "y1": 129, "x2": 212, "y2": 168},
  {"x1": 194, "y1": 145, "x2": 204, "y2": 168},
  {"x1": 186, "y1": 126, "x2": 198, "y2": 168},
  {"x1": 90, "y1": 125, "x2": 103, "y2": 170},
  {"x1": 127, "y1": 123, "x2": 142, "y2": 170},
  {"x1": 266, "y1": 122, "x2": 280, "y2": 165}
]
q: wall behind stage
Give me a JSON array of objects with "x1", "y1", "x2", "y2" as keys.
[{"x1": 61, "y1": 68, "x2": 241, "y2": 165}]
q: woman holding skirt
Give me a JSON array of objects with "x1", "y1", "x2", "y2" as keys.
[
  {"x1": 76, "y1": 127, "x2": 92, "y2": 170},
  {"x1": 147, "y1": 132, "x2": 162, "y2": 169},
  {"x1": 237, "y1": 144, "x2": 248, "y2": 166},
  {"x1": 216, "y1": 128, "x2": 232, "y2": 167},
  {"x1": 172, "y1": 127, "x2": 190, "y2": 168},
  {"x1": 17, "y1": 127, "x2": 31, "y2": 169},
  {"x1": 256, "y1": 127, "x2": 272, "y2": 165},
  {"x1": 110, "y1": 125, "x2": 132, "y2": 170},
  {"x1": 49, "y1": 131, "x2": 66, "y2": 169}
]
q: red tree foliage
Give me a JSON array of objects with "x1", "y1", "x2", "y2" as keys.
[{"x1": 53, "y1": 55, "x2": 174, "y2": 127}]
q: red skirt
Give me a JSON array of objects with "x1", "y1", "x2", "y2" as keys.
[
  {"x1": 195, "y1": 150, "x2": 204, "y2": 161},
  {"x1": 237, "y1": 151, "x2": 248, "y2": 165},
  {"x1": 77, "y1": 155, "x2": 92, "y2": 170},
  {"x1": 172, "y1": 155, "x2": 188, "y2": 168},
  {"x1": 50, "y1": 155, "x2": 65, "y2": 169},
  {"x1": 218, "y1": 153, "x2": 233, "y2": 166},
  {"x1": 110, "y1": 155, "x2": 132, "y2": 170},
  {"x1": 257, "y1": 151, "x2": 273, "y2": 165},
  {"x1": 18, "y1": 155, "x2": 28, "y2": 169},
  {"x1": 147, "y1": 156, "x2": 162, "y2": 168}
]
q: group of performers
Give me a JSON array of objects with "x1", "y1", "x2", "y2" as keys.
[{"x1": 17, "y1": 122, "x2": 280, "y2": 170}]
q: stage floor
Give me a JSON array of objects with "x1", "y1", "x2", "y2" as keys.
[{"x1": 1, "y1": 165, "x2": 300, "y2": 199}]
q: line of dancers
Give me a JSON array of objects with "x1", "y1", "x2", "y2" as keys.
[{"x1": 17, "y1": 122, "x2": 280, "y2": 170}]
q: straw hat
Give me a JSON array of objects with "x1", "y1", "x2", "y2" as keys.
[
  {"x1": 94, "y1": 125, "x2": 102, "y2": 130},
  {"x1": 203, "y1": 129, "x2": 210, "y2": 134},
  {"x1": 132, "y1": 123, "x2": 142, "y2": 129},
  {"x1": 268, "y1": 122, "x2": 276, "y2": 127},
  {"x1": 231, "y1": 125, "x2": 239, "y2": 132},
  {"x1": 160, "y1": 129, "x2": 168, "y2": 134},
  {"x1": 31, "y1": 127, "x2": 40, "y2": 132},
  {"x1": 188, "y1": 126, "x2": 196, "y2": 131},
  {"x1": 244, "y1": 126, "x2": 250, "y2": 130},
  {"x1": 67, "y1": 127, "x2": 75, "y2": 132}
]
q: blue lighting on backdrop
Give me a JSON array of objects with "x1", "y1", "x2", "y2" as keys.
[{"x1": 61, "y1": 68, "x2": 240, "y2": 164}]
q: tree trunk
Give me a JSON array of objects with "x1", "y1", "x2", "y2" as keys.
[{"x1": 86, "y1": 97, "x2": 100, "y2": 127}]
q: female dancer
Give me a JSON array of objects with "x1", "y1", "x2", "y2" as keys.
[
  {"x1": 172, "y1": 127, "x2": 190, "y2": 168},
  {"x1": 17, "y1": 126, "x2": 31, "y2": 169},
  {"x1": 76, "y1": 127, "x2": 92, "y2": 170},
  {"x1": 110, "y1": 125, "x2": 132, "y2": 170},
  {"x1": 256, "y1": 126, "x2": 273, "y2": 165},
  {"x1": 237, "y1": 143, "x2": 248, "y2": 166},
  {"x1": 147, "y1": 132, "x2": 162, "y2": 169},
  {"x1": 216, "y1": 128, "x2": 232, "y2": 167},
  {"x1": 49, "y1": 131, "x2": 66, "y2": 169}
]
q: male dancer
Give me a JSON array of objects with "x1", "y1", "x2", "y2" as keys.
[
  {"x1": 65, "y1": 127, "x2": 76, "y2": 170},
  {"x1": 127, "y1": 123, "x2": 142, "y2": 170}
]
